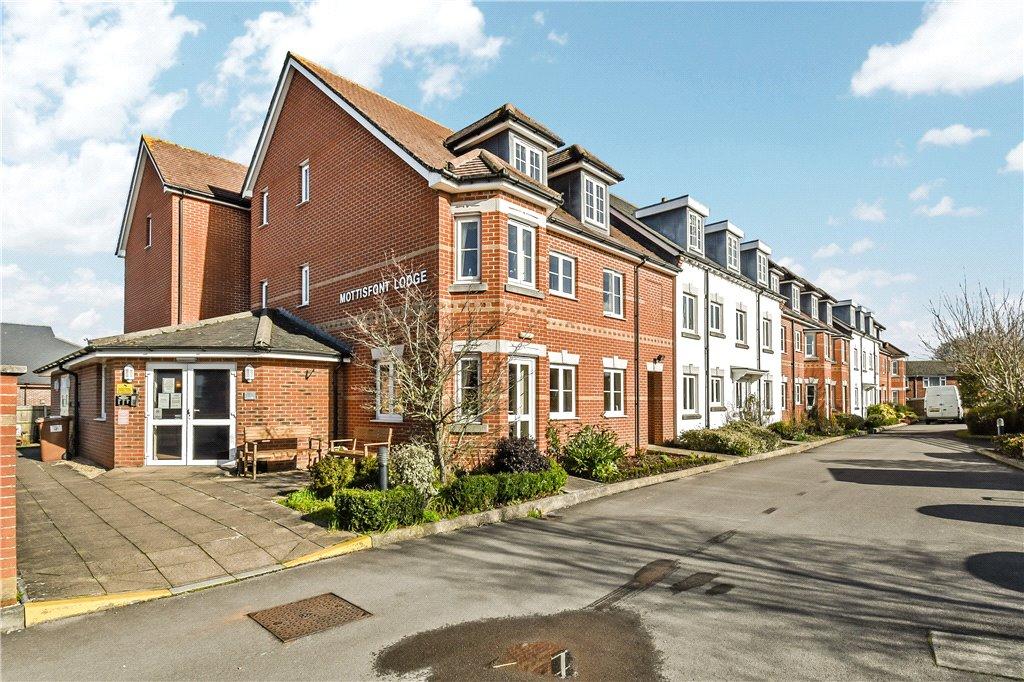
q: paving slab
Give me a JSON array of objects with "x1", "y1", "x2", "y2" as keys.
[{"x1": 15, "y1": 452, "x2": 356, "y2": 602}]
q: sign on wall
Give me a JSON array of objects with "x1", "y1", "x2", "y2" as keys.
[{"x1": 339, "y1": 268, "x2": 429, "y2": 305}]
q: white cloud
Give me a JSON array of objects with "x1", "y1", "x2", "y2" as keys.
[
  {"x1": 201, "y1": 0, "x2": 504, "y2": 161},
  {"x1": 849, "y1": 237, "x2": 876, "y2": 255},
  {"x1": 814, "y1": 243, "x2": 842, "y2": 259},
  {"x1": 914, "y1": 196, "x2": 981, "y2": 217},
  {"x1": 532, "y1": 10, "x2": 545, "y2": 25},
  {"x1": 0, "y1": 265, "x2": 122, "y2": 343},
  {"x1": 851, "y1": 2, "x2": 1024, "y2": 96},
  {"x1": 908, "y1": 178, "x2": 944, "y2": 201},
  {"x1": 873, "y1": 151, "x2": 909, "y2": 168},
  {"x1": 852, "y1": 199, "x2": 886, "y2": 222},
  {"x1": 826, "y1": 215, "x2": 842, "y2": 226},
  {"x1": 918, "y1": 124, "x2": 990, "y2": 148},
  {"x1": 1001, "y1": 141, "x2": 1024, "y2": 173},
  {"x1": 776, "y1": 256, "x2": 806, "y2": 276},
  {"x1": 1, "y1": 2, "x2": 201, "y2": 255},
  {"x1": 547, "y1": 30, "x2": 569, "y2": 46},
  {"x1": 815, "y1": 268, "x2": 917, "y2": 294}
]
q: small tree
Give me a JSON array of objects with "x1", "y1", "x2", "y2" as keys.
[
  {"x1": 926, "y1": 284, "x2": 1024, "y2": 411},
  {"x1": 344, "y1": 261, "x2": 514, "y2": 483}
]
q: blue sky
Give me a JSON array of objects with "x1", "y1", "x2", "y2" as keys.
[{"x1": 2, "y1": 1, "x2": 1021, "y2": 357}]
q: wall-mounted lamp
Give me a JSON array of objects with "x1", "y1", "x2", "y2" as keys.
[
  {"x1": 243, "y1": 364, "x2": 256, "y2": 383},
  {"x1": 122, "y1": 364, "x2": 135, "y2": 382},
  {"x1": 653, "y1": 354, "x2": 665, "y2": 364}
]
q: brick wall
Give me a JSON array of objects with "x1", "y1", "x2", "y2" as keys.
[
  {"x1": 124, "y1": 157, "x2": 174, "y2": 333},
  {"x1": 780, "y1": 316, "x2": 806, "y2": 421},
  {"x1": 1, "y1": 370, "x2": 20, "y2": 606},
  {"x1": 18, "y1": 385, "x2": 50, "y2": 408}
]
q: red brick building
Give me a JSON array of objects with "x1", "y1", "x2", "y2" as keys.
[
  {"x1": 880, "y1": 342, "x2": 909, "y2": 406},
  {"x1": 905, "y1": 360, "x2": 957, "y2": 401},
  {"x1": 42, "y1": 53, "x2": 677, "y2": 469}
]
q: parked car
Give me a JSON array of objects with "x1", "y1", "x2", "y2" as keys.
[{"x1": 924, "y1": 385, "x2": 963, "y2": 424}]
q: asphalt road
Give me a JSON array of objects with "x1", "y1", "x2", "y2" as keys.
[{"x1": 3, "y1": 424, "x2": 1022, "y2": 680}]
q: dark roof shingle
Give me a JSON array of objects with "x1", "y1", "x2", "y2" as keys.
[
  {"x1": 1, "y1": 324, "x2": 81, "y2": 384},
  {"x1": 905, "y1": 360, "x2": 955, "y2": 377},
  {"x1": 144, "y1": 136, "x2": 248, "y2": 201}
]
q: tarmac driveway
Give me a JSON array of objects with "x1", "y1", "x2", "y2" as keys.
[{"x1": 15, "y1": 451, "x2": 352, "y2": 600}]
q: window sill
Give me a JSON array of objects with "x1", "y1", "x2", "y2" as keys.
[
  {"x1": 449, "y1": 281, "x2": 488, "y2": 294},
  {"x1": 710, "y1": 331, "x2": 726, "y2": 339},
  {"x1": 371, "y1": 416, "x2": 403, "y2": 424},
  {"x1": 297, "y1": 303, "x2": 309, "y2": 308},
  {"x1": 735, "y1": 342, "x2": 749, "y2": 349},
  {"x1": 94, "y1": 417, "x2": 107, "y2": 422},
  {"x1": 604, "y1": 312, "x2": 625, "y2": 321},
  {"x1": 259, "y1": 222, "x2": 268, "y2": 228},
  {"x1": 453, "y1": 423, "x2": 488, "y2": 434},
  {"x1": 583, "y1": 217, "x2": 608, "y2": 232},
  {"x1": 549, "y1": 414, "x2": 578, "y2": 421},
  {"x1": 144, "y1": 245, "x2": 151, "y2": 250},
  {"x1": 680, "y1": 331, "x2": 700, "y2": 340},
  {"x1": 296, "y1": 200, "x2": 309, "y2": 207},
  {"x1": 680, "y1": 413, "x2": 702, "y2": 420},
  {"x1": 548, "y1": 290, "x2": 577, "y2": 301},
  {"x1": 505, "y1": 282, "x2": 544, "y2": 299},
  {"x1": 603, "y1": 411, "x2": 626, "y2": 419}
]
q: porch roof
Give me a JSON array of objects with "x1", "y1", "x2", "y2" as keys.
[{"x1": 35, "y1": 309, "x2": 351, "y2": 373}]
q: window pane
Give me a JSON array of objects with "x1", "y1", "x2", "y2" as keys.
[
  {"x1": 563, "y1": 368, "x2": 574, "y2": 413},
  {"x1": 507, "y1": 224, "x2": 518, "y2": 280},
  {"x1": 563, "y1": 259, "x2": 573, "y2": 294},
  {"x1": 549, "y1": 368, "x2": 560, "y2": 412},
  {"x1": 192, "y1": 425, "x2": 230, "y2": 460},
  {"x1": 192, "y1": 369, "x2": 230, "y2": 419},
  {"x1": 153, "y1": 425, "x2": 182, "y2": 461},
  {"x1": 522, "y1": 229, "x2": 533, "y2": 284},
  {"x1": 549, "y1": 255, "x2": 559, "y2": 290}
]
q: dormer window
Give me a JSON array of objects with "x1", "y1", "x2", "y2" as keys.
[
  {"x1": 687, "y1": 213, "x2": 704, "y2": 254},
  {"x1": 791, "y1": 287, "x2": 800, "y2": 310},
  {"x1": 810, "y1": 295, "x2": 819, "y2": 319},
  {"x1": 756, "y1": 252, "x2": 768, "y2": 285},
  {"x1": 511, "y1": 135, "x2": 544, "y2": 182},
  {"x1": 583, "y1": 174, "x2": 607, "y2": 229},
  {"x1": 726, "y1": 235, "x2": 740, "y2": 271},
  {"x1": 770, "y1": 273, "x2": 780, "y2": 292}
]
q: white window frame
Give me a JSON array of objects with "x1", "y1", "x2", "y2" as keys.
[
  {"x1": 736, "y1": 310, "x2": 747, "y2": 344},
  {"x1": 455, "y1": 216, "x2": 481, "y2": 282},
  {"x1": 603, "y1": 368, "x2": 625, "y2": 417},
  {"x1": 95, "y1": 363, "x2": 107, "y2": 421},
  {"x1": 761, "y1": 317, "x2": 772, "y2": 350},
  {"x1": 299, "y1": 264, "x2": 310, "y2": 307},
  {"x1": 806, "y1": 384, "x2": 817, "y2": 409},
  {"x1": 891, "y1": 359, "x2": 899, "y2": 376},
  {"x1": 780, "y1": 379, "x2": 788, "y2": 410},
  {"x1": 682, "y1": 374, "x2": 699, "y2": 413},
  {"x1": 763, "y1": 379, "x2": 773, "y2": 411},
  {"x1": 260, "y1": 189, "x2": 269, "y2": 226},
  {"x1": 781, "y1": 326, "x2": 787, "y2": 352},
  {"x1": 260, "y1": 280, "x2": 268, "y2": 309},
  {"x1": 145, "y1": 214, "x2": 152, "y2": 249},
  {"x1": 790, "y1": 288, "x2": 800, "y2": 310},
  {"x1": 603, "y1": 269, "x2": 624, "y2": 319},
  {"x1": 710, "y1": 376, "x2": 723, "y2": 406},
  {"x1": 805, "y1": 331, "x2": 816, "y2": 357},
  {"x1": 756, "y1": 252, "x2": 768, "y2": 285},
  {"x1": 687, "y1": 213, "x2": 704, "y2": 254},
  {"x1": 582, "y1": 173, "x2": 607, "y2": 230},
  {"x1": 681, "y1": 293, "x2": 697, "y2": 333},
  {"x1": 375, "y1": 360, "x2": 401, "y2": 422},
  {"x1": 709, "y1": 301, "x2": 723, "y2": 333},
  {"x1": 455, "y1": 354, "x2": 483, "y2": 423},
  {"x1": 726, "y1": 235, "x2": 740, "y2": 271},
  {"x1": 770, "y1": 273, "x2": 780, "y2": 292},
  {"x1": 795, "y1": 381, "x2": 803, "y2": 406},
  {"x1": 548, "y1": 251, "x2": 576, "y2": 298},
  {"x1": 549, "y1": 364, "x2": 577, "y2": 419},
  {"x1": 511, "y1": 134, "x2": 544, "y2": 183},
  {"x1": 795, "y1": 330, "x2": 802, "y2": 354},
  {"x1": 299, "y1": 161, "x2": 310, "y2": 204},
  {"x1": 507, "y1": 221, "x2": 536, "y2": 288}
]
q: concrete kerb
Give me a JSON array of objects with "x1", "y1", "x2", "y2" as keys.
[
  {"x1": 16, "y1": 433, "x2": 860, "y2": 628},
  {"x1": 974, "y1": 447, "x2": 1024, "y2": 472}
]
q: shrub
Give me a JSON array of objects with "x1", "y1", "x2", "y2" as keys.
[
  {"x1": 350, "y1": 454, "x2": 381, "y2": 489},
  {"x1": 280, "y1": 488, "x2": 337, "y2": 528},
  {"x1": 807, "y1": 408, "x2": 844, "y2": 437},
  {"x1": 334, "y1": 486, "x2": 426, "y2": 533},
  {"x1": 966, "y1": 402, "x2": 1024, "y2": 436},
  {"x1": 441, "y1": 473, "x2": 499, "y2": 514},
  {"x1": 867, "y1": 403, "x2": 901, "y2": 426},
  {"x1": 835, "y1": 413, "x2": 867, "y2": 432},
  {"x1": 495, "y1": 462, "x2": 567, "y2": 503},
  {"x1": 388, "y1": 442, "x2": 437, "y2": 497},
  {"x1": 673, "y1": 421, "x2": 781, "y2": 457},
  {"x1": 559, "y1": 426, "x2": 627, "y2": 480},
  {"x1": 601, "y1": 454, "x2": 718, "y2": 482},
  {"x1": 769, "y1": 420, "x2": 808, "y2": 440},
  {"x1": 721, "y1": 420, "x2": 783, "y2": 452},
  {"x1": 494, "y1": 436, "x2": 549, "y2": 473},
  {"x1": 309, "y1": 456, "x2": 355, "y2": 499},
  {"x1": 993, "y1": 434, "x2": 1024, "y2": 460}
]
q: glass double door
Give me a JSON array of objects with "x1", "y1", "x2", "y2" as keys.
[
  {"x1": 508, "y1": 357, "x2": 535, "y2": 439},
  {"x1": 148, "y1": 363, "x2": 235, "y2": 465}
]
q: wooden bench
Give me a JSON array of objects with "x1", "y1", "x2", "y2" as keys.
[
  {"x1": 238, "y1": 425, "x2": 323, "y2": 480},
  {"x1": 327, "y1": 426, "x2": 393, "y2": 462}
]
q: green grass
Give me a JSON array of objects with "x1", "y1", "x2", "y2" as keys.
[
  {"x1": 954, "y1": 429, "x2": 992, "y2": 441},
  {"x1": 279, "y1": 487, "x2": 338, "y2": 530}
]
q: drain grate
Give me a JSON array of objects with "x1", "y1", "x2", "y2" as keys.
[{"x1": 249, "y1": 593, "x2": 371, "y2": 642}]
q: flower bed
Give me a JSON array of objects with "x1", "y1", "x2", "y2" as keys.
[
  {"x1": 596, "y1": 451, "x2": 718, "y2": 482},
  {"x1": 670, "y1": 421, "x2": 782, "y2": 457}
]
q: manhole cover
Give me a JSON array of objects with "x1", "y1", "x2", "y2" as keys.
[{"x1": 249, "y1": 593, "x2": 371, "y2": 642}]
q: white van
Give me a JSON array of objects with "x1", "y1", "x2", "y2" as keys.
[{"x1": 924, "y1": 385, "x2": 963, "y2": 423}]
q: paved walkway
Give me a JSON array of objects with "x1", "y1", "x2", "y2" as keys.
[{"x1": 15, "y1": 451, "x2": 353, "y2": 600}]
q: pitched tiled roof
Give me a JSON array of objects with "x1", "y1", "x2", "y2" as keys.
[
  {"x1": 905, "y1": 360, "x2": 954, "y2": 377},
  {"x1": 144, "y1": 136, "x2": 248, "y2": 202},
  {"x1": 292, "y1": 54, "x2": 559, "y2": 203},
  {"x1": 445, "y1": 103, "x2": 563, "y2": 149},
  {"x1": 35, "y1": 310, "x2": 350, "y2": 373},
  {"x1": 882, "y1": 341, "x2": 908, "y2": 358},
  {"x1": 548, "y1": 144, "x2": 624, "y2": 182},
  {"x1": 1, "y1": 324, "x2": 81, "y2": 384},
  {"x1": 447, "y1": 149, "x2": 562, "y2": 201}
]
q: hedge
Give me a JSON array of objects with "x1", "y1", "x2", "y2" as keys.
[
  {"x1": 334, "y1": 486, "x2": 426, "y2": 533},
  {"x1": 441, "y1": 462, "x2": 568, "y2": 515},
  {"x1": 993, "y1": 434, "x2": 1024, "y2": 460},
  {"x1": 673, "y1": 421, "x2": 782, "y2": 457},
  {"x1": 966, "y1": 403, "x2": 1024, "y2": 436}
]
